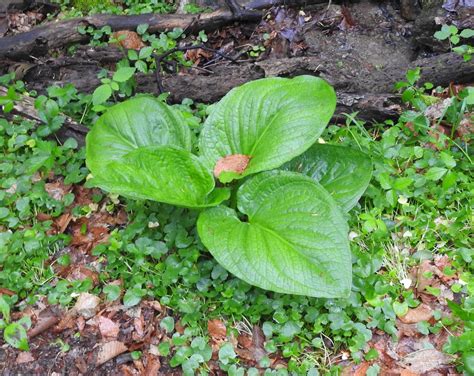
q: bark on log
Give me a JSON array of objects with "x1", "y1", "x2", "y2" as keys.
[
  {"x1": 0, "y1": 9, "x2": 262, "y2": 59},
  {"x1": 0, "y1": 86, "x2": 89, "y2": 146},
  {"x1": 21, "y1": 50, "x2": 472, "y2": 118}
]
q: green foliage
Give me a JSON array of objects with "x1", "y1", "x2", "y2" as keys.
[
  {"x1": 54, "y1": 0, "x2": 175, "y2": 17},
  {"x1": 199, "y1": 76, "x2": 336, "y2": 180},
  {"x1": 282, "y1": 143, "x2": 372, "y2": 212},
  {"x1": 198, "y1": 171, "x2": 351, "y2": 297},
  {"x1": 434, "y1": 25, "x2": 474, "y2": 61},
  {"x1": 86, "y1": 76, "x2": 365, "y2": 297}
]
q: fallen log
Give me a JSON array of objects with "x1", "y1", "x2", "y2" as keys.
[
  {"x1": 0, "y1": 9, "x2": 262, "y2": 59},
  {"x1": 21, "y1": 50, "x2": 472, "y2": 115}
]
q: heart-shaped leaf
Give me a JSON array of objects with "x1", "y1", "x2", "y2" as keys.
[
  {"x1": 283, "y1": 144, "x2": 372, "y2": 212},
  {"x1": 197, "y1": 171, "x2": 351, "y2": 297},
  {"x1": 86, "y1": 96, "x2": 191, "y2": 175},
  {"x1": 199, "y1": 76, "x2": 336, "y2": 182},
  {"x1": 90, "y1": 146, "x2": 229, "y2": 208}
]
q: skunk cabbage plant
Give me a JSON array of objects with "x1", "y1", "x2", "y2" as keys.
[{"x1": 86, "y1": 76, "x2": 372, "y2": 298}]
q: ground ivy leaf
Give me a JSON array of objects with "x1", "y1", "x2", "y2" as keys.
[
  {"x1": 283, "y1": 144, "x2": 372, "y2": 212},
  {"x1": 199, "y1": 76, "x2": 336, "y2": 181},
  {"x1": 90, "y1": 146, "x2": 229, "y2": 208},
  {"x1": 86, "y1": 96, "x2": 191, "y2": 175},
  {"x1": 197, "y1": 170, "x2": 351, "y2": 298}
]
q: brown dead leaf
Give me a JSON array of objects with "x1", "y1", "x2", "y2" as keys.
[
  {"x1": 28, "y1": 311, "x2": 60, "y2": 338},
  {"x1": 112, "y1": 30, "x2": 145, "y2": 50},
  {"x1": 74, "y1": 293, "x2": 100, "y2": 319},
  {"x1": 214, "y1": 154, "x2": 251, "y2": 178},
  {"x1": 208, "y1": 319, "x2": 227, "y2": 340},
  {"x1": 16, "y1": 352, "x2": 35, "y2": 364},
  {"x1": 342, "y1": 362, "x2": 370, "y2": 376},
  {"x1": 54, "y1": 213, "x2": 72, "y2": 234},
  {"x1": 144, "y1": 353, "x2": 161, "y2": 374},
  {"x1": 398, "y1": 349, "x2": 452, "y2": 373},
  {"x1": 399, "y1": 369, "x2": 420, "y2": 376},
  {"x1": 399, "y1": 304, "x2": 433, "y2": 324},
  {"x1": 45, "y1": 180, "x2": 71, "y2": 201},
  {"x1": 36, "y1": 212, "x2": 52, "y2": 222},
  {"x1": 416, "y1": 260, "x2": 440, "y2": 292},
  {"x1": 98, "y1": 316, "x2": 120, "y2": 340},
  {"x1": 0, "y1": 288, "x2": 15, "y2": 296},
  {"x1": 397, "y1": 322, "x2": 419, "y2": 338},
  {"x1": 96, "y1": 340, "x2": 128, "y2": 366},
  {"x1": 67, "y1": 265, "x2": 99, "y2": 285}
]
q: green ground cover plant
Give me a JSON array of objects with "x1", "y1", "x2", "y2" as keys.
[{"x1": 85, "y1": 76, "x2": 372, "y2": 298}]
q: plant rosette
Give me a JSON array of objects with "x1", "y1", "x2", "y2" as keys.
[{"x1": 86, "y1": 76, "x2": 372, "y2": 298}]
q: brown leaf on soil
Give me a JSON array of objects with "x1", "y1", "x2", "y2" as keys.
[
  {"x1": 399, "y1": 304, "x2": 433, "y2": 324},
  {"x1": 398, "y1": 349, "x2": 452, "y2": 373},
  {"x1": 0, "y1": 288, "x2": 15, "y2": 296},
  {"x1": 45, "y1": 180, "x2": 72, "y2": 201},
  {"x1": 28, "y1": 312, "x2": 60, "y2": 338},
  {"x1": 98, "y1": 316, "x2": 120, "y2": 340},
  {"x1": 213, "y1": 154, "x2": 251, "y2": 178},
  {"x1": 112, "y1": 30, "x2": 145, "y2": 50},
  {"x1": 144, "y1": 353, "x2": 161, "y2": 374},
  {"x1": 74, "y1": 293, "x2": 101, "y2": 319},
  {"x1": 66, "y1": 265, "x2": 99, "y2": 285},
  {"x1": 397, "y1": 322, "x2": 419, "y2": 338},
  {"x1": 54, "y1": 213, "x2": 72, "y2": 234},
  {"x1": 342, "y1": 362, "x2": 370, "y2": 376},
  {"x1": 95, "y1": 340, "x2": 128, "y2": 366},
  {"x1": 208, "y1": 319, "x2": 227, "y2": 340},
  {"x1": 36, "y1": 212, "x2": 52, "y2": 222},
  {"x1": 16, "y1": 352, "x2": 35, "y2": 364},
  {"x1": 416, "y1": 260, "x2": 440, "y2": 292},
  {"x1": 399, "y1": 369, "x2": 420, "y2": 376},
  {"x1": 252, "y1": 325, "x2": 266, "y2": 362}
]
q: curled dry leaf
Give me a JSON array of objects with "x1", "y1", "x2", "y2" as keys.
[
  {"x1": 111, "y1": 30, "x2": 145, "y2": 50},
  {"x1": 96, "y1": 341, "x2": 128, "y2": 366},
  {"x1": 399, "y1": 304, "x2": 433, "y2": 324},
  {"x1": 213, "y1": 154, "x2": 251, "y2": 178},
  {"x1": 44, "y1": 180, "x2": 71, "y2": 201},
  {"x1": 208, "y1": 319, "x2": 227, "y2": 340}
]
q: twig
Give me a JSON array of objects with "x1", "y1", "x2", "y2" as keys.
[{"x1": 153, "y1": 44, "x2": 239, "y2": 95}]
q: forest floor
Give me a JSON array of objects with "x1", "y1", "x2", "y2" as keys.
[{"x1": 0, "y1": 0, "x2": 473, "y2": 375}]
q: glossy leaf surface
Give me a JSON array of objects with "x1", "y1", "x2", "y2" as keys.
[
  {"x1": 86, "y1": 96, "x2": 191, "y2": 175},
  {"x1": 90, "y1": 146, "x2": 229, "y2": 208},
  {"x1": 284, "y1": 144, "x2": 372, "y2": 211},
  {"x1": 199, "y1": 76, "x2": 336, "y2": 181},
  {"x1": 197, "y1": 171, "x2": 351, "y2": 297}
]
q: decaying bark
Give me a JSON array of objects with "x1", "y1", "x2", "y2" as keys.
[
  {"x1": 0, "y1": 9, "x2": 262, "y2": 59},
  {"x1": 19, "y1": 49, "x2": 472, "y2": 120}
]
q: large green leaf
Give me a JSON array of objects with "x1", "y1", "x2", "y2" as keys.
[
  {"x1": 86, "y1": 96, "x2": 191, "y2": 174},
  {"x1": 197, "y1": 171, "x2": 351, "y2": 298},
  {"x1": 90, "y1": 146, "x2": 229, "y2": 208},
  {"x1": 199, "y1": 76, "x2": 336, "y2": 181},
  {"x1": 283, "y1": 144, "x2": 372, "y2": 212}
]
